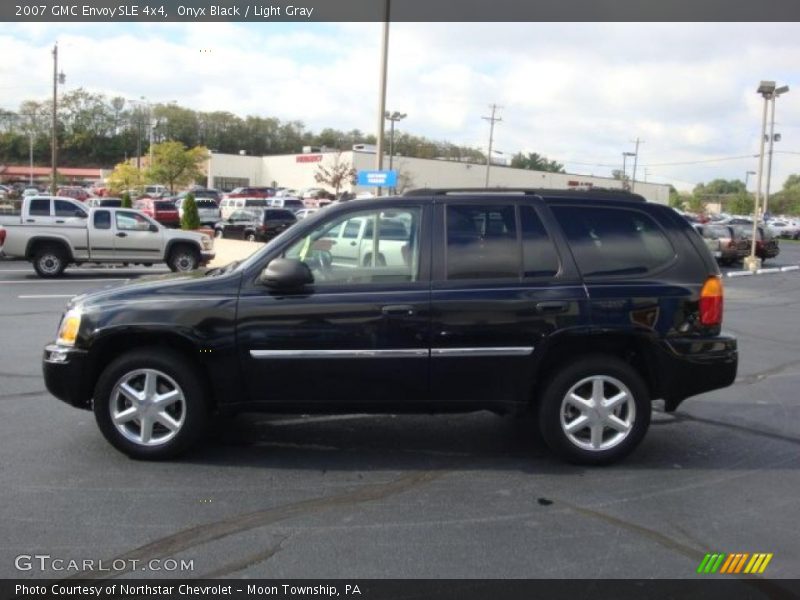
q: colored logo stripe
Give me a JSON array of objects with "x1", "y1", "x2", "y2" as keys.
[{"x1": 698, "y1": 553, "x2": 773, "y2": 574}]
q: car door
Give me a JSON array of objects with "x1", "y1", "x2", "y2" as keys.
[
  {"x1": 223, "y1": 210, "x2": 251, "y2": 239},
  {"x1": 429, "y1": 197, "x2": 589, "y2": 405},
  {"x1": 112, "y1": 210, "x2": 162, "y2": 261},
  {"x1": 24, "y1": 198, "x2": 52, "y2": 225},
  {"x1": 53, "y1": 199, "x2": 88, "y2": 227},
  {"x1": 237, "y1": 202, "x2": 432, "y2": 406},
  {"x1": 88, "y1": 210, "x2": 117, "y2": 260}
]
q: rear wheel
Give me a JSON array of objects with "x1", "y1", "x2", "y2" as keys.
[
  {"x1": 93, "y1": 348, "x2": 209, "y2": 459},
  {"x1": 246, "y1": 233, "x2": 256, "y2": 242},
  {"x1": 33, "y1": 244, "x2": 68, "y2": 278},
  {"x1": 538, "y1": 355, "x2": 651, "y2": 465},
  {"x1": 167, "y1": 245, "x2": 199, "y2": 272}
]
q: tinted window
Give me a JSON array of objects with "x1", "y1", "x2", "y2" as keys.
[
  {"x1": 116, "y1": 211, "x2": 152, "y2": 231},
  {"x1": 364, "y1": 219, "x2": 409, "y2": 241},
  {"x1": 155, "y1": 201, "x2": 175, "y2": 211},
  {"x1": 195, "y1": 199, "x2": 218, "y2": 209},
  {"x1": 55, "y1": 200, "x2": 85, "y2": 218},
  {"x1": 29, "y1": 199, "x2": 50, "y2": 216},
  {"x1": 519, "y1": 205, "x2": 559, "y2": 278},
  {"x1": 265, "y1": 210, "x2": 295, "y2": 220},
  {"x1": 342, "y1": 219, "x2": 362, "y2": 239},
  {"x1": 446, "y1": 204, "x2": 518, "y2": 280},
  {"x1": 551, "y1": 206, "x2": 674, "y2": 277},
  {"x1": 244, "y1": 199, "x2": 267, "y2": 208},
  {"x1": 94, "y1": 210, "x2": 111, "y2": 230}
]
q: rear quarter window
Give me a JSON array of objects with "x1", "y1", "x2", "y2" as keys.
[{"x1": 550, "y1": 205, "x2": 675, "y2": 277}]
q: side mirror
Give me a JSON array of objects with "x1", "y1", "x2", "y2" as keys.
[
  {"x1": 149, "y1": 224, "x2": 159, "y2": 233},
  {"x1": 259, "y1": 258, "x2": 313, "y2": 289}
]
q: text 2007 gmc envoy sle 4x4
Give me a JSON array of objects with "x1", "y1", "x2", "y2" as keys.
[{"x1": 43, "y1": 189, "x2": 737, "y2": 465}]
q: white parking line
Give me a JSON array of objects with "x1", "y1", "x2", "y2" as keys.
[
  {"x1": 18, "y1": 295, "x2": 75, "y2": 299},
  {"x1": 0, "y1": 278, "x2": 129, "y2": 284}
]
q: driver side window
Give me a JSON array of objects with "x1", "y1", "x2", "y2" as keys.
[{"x1": 284, "y1": 207, "x2": 421, "y2": 286}]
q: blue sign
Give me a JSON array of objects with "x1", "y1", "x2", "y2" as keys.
[{"x1": 357, "y1": 170, "x2": 398, "y2": 187}]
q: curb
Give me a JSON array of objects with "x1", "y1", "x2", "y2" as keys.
[{"x1": 726, "y1": 265, "x2": 800, "y2": 278}]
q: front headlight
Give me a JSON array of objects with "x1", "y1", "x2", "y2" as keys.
[
  {"x1": 56, "y1": 308, "x2": 82, "y2": 347},
  {"x1": 201, "y1": 235, "x2": 213, "y2": 251}
]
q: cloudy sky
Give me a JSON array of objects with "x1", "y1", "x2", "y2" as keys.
[{"x1": 1, "y1": 22, "x2": 799, "y2": 191}]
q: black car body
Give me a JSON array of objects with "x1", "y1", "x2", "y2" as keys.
[
  {"x1": 43, "y1": 189, "x2": 737, "y2": 464},
  {"x1": 214, "y1": 208, "x2": 296, "y2": 242}
]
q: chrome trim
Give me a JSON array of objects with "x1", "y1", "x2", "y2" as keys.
[
  {"x1": 249, "y1": 349, "x2": 429, "y2": 359},
  {"x1": 431, "y1": 347, "x2": 534, "y2": 357}
]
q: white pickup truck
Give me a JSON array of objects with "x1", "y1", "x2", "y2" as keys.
[{"x1": 2, "y1": 196, "x2": 214, "y2": 277}]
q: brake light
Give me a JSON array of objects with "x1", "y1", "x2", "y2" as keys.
[{"x1": 699, "y1": 275, "x2": 723, "y2": 326}]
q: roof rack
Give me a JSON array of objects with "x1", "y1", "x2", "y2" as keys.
[{"x1": 403, "y1": 187, "x2": 647, "y2": 201}]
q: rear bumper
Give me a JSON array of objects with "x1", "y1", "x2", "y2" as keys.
[
  {"x1": 654, "y1": 333, "x2": 738, "y2": 411},
  {"x1": 42, "y1": 344, "x2": 93, "y2": 409}
]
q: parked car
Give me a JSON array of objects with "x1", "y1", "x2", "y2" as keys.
[
  {"x1": 295, "y1": 208, "x2": 319, "y2": 220},
  {"x1": 177, "y1": 189, "x2": 221, "y2": 203},
  {"x1": 767, "y1": 220, "x2": 800, "y2": 240},
  {"x1": 56, "y1": 186, "x2": 91, "y2": 202},
  {"x1": 754, "y1": 226, "x2": 780, "y2": 262},
  {"x1": 0, "y1": 224, "x2": 6, "y2": 248},
  {"x1": 141, "y1": 184, "x2": 169, "y2": 198},
  {"x1": 42, "y1": 188, "x2": 737, "y2": 464},
  {"x1": 134, "y1": 198, "x2": 180, "y2": 227},
  {"x1": 694, "y1": 223, "x2": 749, "y2": 266},
  {"x1": 214, "y1": 208, "x2": 296, "y2": 242},
  {"x1": 268, "y1": 197, "x2": 306, "y2": 212},
  {"x1": 0, "y1": 195, "x2": 88, "y2": 227},
  {"x1": 223, "y1": 187, "x2": 275, "y2": 199},
  {"x1": 23, "y1": 187, "x2": 39, "y2": 198},
  {"x1": 219, "y1": 197, "x2": 270, "y2": 220},
  {"x1": 2, "y1": 203, "x2": 214, "y2": 276},
  {"x1": 175, "y1": 197, "x2": 221, "y2": 226},
  {"x1": 86, "y1": 197, "x2": 123, "y2": 208}
]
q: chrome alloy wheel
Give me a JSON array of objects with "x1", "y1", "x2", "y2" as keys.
[
  {"x1": 38, "y1": 253, "x2": 62, "y2": 275},
  {"x1": 109, "y1": 369, "x2": 186, "y2": 446},
  {"x1": 559, "y1": 375, "x2": 636, "y2": 452},
  {"x1": 174, "y1": 252, "x2": 196, "y2": 271}
]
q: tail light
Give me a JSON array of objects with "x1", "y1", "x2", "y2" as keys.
[{"x1": 699, "y1": 275, "x2": 723, "y2": 326}]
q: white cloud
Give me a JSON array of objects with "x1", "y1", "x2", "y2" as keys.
[{"x1": 1, "y1": 22, "x2": 799, "y2": 191}]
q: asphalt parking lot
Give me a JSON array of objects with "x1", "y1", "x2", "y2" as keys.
[{"x1": 1, "y1": 247, "x2": 799, "y2": 580}]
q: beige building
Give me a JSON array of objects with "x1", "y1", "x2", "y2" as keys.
[{"x1": 206, "y1": 148, "x2": 671, "y2": 204}]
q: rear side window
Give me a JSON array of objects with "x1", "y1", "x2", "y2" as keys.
[
  {"x1": 551, "y1": 205, "x2": 674, "y2": 277},
  {"x1": 55, "y1": 200, "x2": 85, "y2": 218},
  {"x1": 520, "y1": 205, "x2": 559, "y2": 278},
  {"x1": 29, "y1": 199, "x2": 50, "y2": 216},
  {"x1": 446, "y1": 204, "x2": 518, "y2": 280},
  {"x1": 266, "y1": 210, "x2": 295, "y2": 220},
  {"x1": 94, "y1": 210, "x2": 111, "y2": 230}
]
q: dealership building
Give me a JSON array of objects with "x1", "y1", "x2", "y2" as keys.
[{"x1": 206, "y1": 147, "x2": 671, "y2": 204}]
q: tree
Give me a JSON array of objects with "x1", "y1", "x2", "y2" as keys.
[
  {"x1": 121, "y1": 192, "x2": 132, "y2": 208},
  {"x1": 728, "y1": 192, "x2": 754, "y2": 215},
  {"x1": 510, "y1": 152, "x2": 565, "y2": 173},
  {"x1": 314, "y1": 153, "x2": 357, "y2": 196},
  {"x1": 668, "y1": 186, "x2": 684, "y2": 209},
  {"x1": 147, "y1": 141, "x2": 208, "y2": 193},
  {"x1": 107, "y1": 162, "x2": 144, "y2": 195},
  {"x1": 181, "y1": 192, "x2": 200, "y2": 230}
]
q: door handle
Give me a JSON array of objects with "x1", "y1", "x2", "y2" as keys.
[
  {"x1": 55, "y1": 220, "x2": 64, "y2": 224},
  {"x1": 536, "y1": 301, "x2": 569, "y2": 314},
  {"x1": 116, "y1": 232, "x2": 128, "y2": 238},
  {"x1": 26, "y1": 219, "x2": 34, "y2": 223},
  {"x1": 350, "y1": 241, "x2": 357, "y2": 246},
  {"x1": 382, "y1": 305, "x2": 416, "y2": 316}
]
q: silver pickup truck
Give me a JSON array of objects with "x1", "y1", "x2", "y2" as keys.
[{"x1": 2, "y1": 197, "x2": 214, "y2": 277}]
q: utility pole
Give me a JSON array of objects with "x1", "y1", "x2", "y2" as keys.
[
  {"x1": 374, "y1": 0, "x2": 390, "y2": 196},
  {"x1": 763, "y1": 86, "x2": 789, "y2": 214},
  {"x1": 482, "y1": 104, "x2": 502, "y2": 188},
  {"x1": 50, "y1": 43, "x2": 58, "y2": 196},
  {"x1": 630, "y1": 138, "x2": 643, "y2": 192}
]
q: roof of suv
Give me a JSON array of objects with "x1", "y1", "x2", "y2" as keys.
[{"x1": 403, "y1": 187, "x2": 647, "y2": 202}]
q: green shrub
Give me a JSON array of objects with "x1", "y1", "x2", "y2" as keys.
[
  {"x1": 121, "y1": 192, "x2": 132, "y2": 208},
  {"x1": 180, "y1": 192, "x2": 200, "y2": 230}
]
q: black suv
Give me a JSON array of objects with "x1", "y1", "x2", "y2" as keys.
[
  {"x1": 43, "y1": 189, "x2": 737, "y2": 464},
  {"x1": 214, "y1": 208, "x2": 297, "y2": 242}
]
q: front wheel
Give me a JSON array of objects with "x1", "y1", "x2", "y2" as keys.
[
  {"x1": 538, "y1": 355, "x2": 651, "y2": 465},
  {"x1": 167, "y1": 245, "x2": 200, "y2": 272},
  {"x1": 93, "y1": 349, "x2": 209, "y2": 459},
  {"x1": 246, "y1": 232, "x2": 256, "y2": 242}
]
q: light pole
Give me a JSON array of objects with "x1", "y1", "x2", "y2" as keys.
[
  {"x1": 50, "y1": 43, "x2": 65, "y2": 196},
  {"x1": 374, "y1": 0, "x2": 390, "y2": 196},
  {"x1": 745, "y1": 81, "x2": 776, "y2": 272},
  {"x1": 744, "y1": 170, "x2": 756, "y2": 190},
  {"x1": 621, "y1": 152, "x2": 635, "y2": 190},
  {"x1": 764, "y1": 85, "x2": 789, "y2": 216},
  {"x1": 384, "y1": 110, "x2": 406, "y2": 171}
]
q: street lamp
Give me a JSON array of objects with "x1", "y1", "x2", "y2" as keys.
[
  {"x1": 621, "y1": 152, "x2": 636, "y2": 191},
  {"x1": 764, "y1": 84, "x2": 789, "y2": 216},
  {"x1": 50, "y1": 43, "x2": 66, "y2": 196},
  {"x1": 384, "y1": 110, "x2": 406, "y2": 172},
  {"x1": 744, "y1": 81, "x2": 777, "y2": 272},
  {"x1": 744, "y1": 170, "x2": 756, "y2": 190}
]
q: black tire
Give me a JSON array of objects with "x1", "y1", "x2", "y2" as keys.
[
  {"x1": 93, "y1": 348, "x2": 209, "y2": 460},
  {"x1": 538, "y1": 355, "x2": 651, "y2": 465},
  {"x1": 32, "y1": 244, "x2": 68, "y2": 278},
  {"x1": 246, "y1": 233, "x2": 256, "y2": 242},
  {"x1": 214, "y1": 228, "x2": 223, "y2": 238},
  {"x1": 167, "y1": 245, "x2": 200, "y2": 272}
]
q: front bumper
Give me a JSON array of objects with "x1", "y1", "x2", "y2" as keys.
[
  {"x1": 42, "y1": 344, "x2": 92, "y2": 409},
  {"x1": 654, "y1": 333, "x2": 738, "y2": 411},
  {"x1": 200, "y1": 250, "x2": 216, "y2": 265}
]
